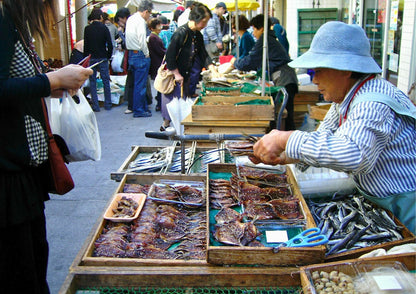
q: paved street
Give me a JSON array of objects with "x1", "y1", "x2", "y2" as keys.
[{"x1": 45, "y1": 100, "x2": 170, "y2": 293}]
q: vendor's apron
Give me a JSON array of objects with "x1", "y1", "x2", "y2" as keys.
[
  {"x1": 358, "y1": 188, "x2": 416, "y2": 234},
  {"x1": 352, "y1": 90, "x2": 416, "y2": 235}
]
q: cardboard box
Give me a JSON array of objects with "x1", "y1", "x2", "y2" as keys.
[{"x1": 192, "y1": 96, "x2": 274, "y2": 121}]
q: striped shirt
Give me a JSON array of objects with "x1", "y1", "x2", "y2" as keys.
[{"x1": 286, "y1": 76, "x2": 416, "y2": 197}]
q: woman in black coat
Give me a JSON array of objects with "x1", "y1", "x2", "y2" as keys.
[{"x1": 160, "y1": 2, "x2": 220, "y2": 131}]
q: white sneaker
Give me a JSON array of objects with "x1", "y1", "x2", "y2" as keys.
[{"x1": 124, "y1": 109, "x2": 132, "y2": 114}]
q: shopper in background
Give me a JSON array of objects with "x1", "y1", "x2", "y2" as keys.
[
  {"x1": 177, "y1": 1, "x2": 194, "y2": 27},
  {"x1": 69, "y1": 39, "x2": 85, "y2": 64},
  {"x1": 230, "y1": 14, "x2": 298, "y2": 130},
  {"x1": 115, "y1": 7, "x2": 135, "y2": 114},
  {"x1": 202, "y1": 2, "x2": 226, "y2": 59},
  {"x1": 232, "y1": 15, "x2": 255, "y2": 59},
  {"x1": 170, "y1": 9, "x2": 183, "y2": 33},
  {"x1": 251, "y1": 21, "x2": 416, "y2": 234},
  {"x1": 125, "y1": 0, "x2": 153, "y2": 117},
  {"x1": 158, "y1": 15, "x2": 173, "y2": 49},
  {"x1": 270, "y1": 17, "x2": 289, "y2": 54},
  {"x1": 147, "y1": 17, "x2": 166, "y2": 112},
  {"x1": 84, "y1": 8, "x2": 113, "y2": 112},
  {"x1": 161, "y1": 2, "x2": 220, "y2": 131},
  {"x1": 0, "y1": 0, "x2": 92, "y2": 293},
  {"x1": 103, "y1": 12, "x2": 118, "y2": 53}
]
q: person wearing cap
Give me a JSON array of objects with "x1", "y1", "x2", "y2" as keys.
[
  {"x1": 125, "y1": 0, "x2": 153, "y2": 117},
  {"x1": 202, "y1": 2, "x2": 226, "y2": 59},
  {"x1": 250, "y1": 21, "x2": 416, "y2": 234},
  {"x1": 158, "y1": 15, "x2": 173, "y2": 49}
]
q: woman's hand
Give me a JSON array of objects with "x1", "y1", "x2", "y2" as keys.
[
  {"x1": 171, "y1": 69, "x2": 184, "y2": 86},
  {"x1": 249, "y1": 130, "x2": 296, "y2": 165},
  {"x1": 46, "y1": 64, "x2": 92, "y2": 97}
]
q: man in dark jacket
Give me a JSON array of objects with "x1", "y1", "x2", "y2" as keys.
[
  {"x1": 84, "y1": 8, "x2": 113, "y2": 111},
  {"x1": 231, "y1": 14, "x2": 298, "y2": 130}
]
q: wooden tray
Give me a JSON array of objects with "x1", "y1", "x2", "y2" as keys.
[
  {"x1": 61, "y1": 265, "x2": 302, "y2": 294},
  {"x1": 111, "y1": 145, "x2": 230, "y2": 181},
  {"x1": 300, "y1": 253, "x2": 416, "y2": 294},
  {"x1": 309, "y1": 103, "x2": 331, "y2": 121},
  {"x1": 192, "y1": 96, "x2": 274, "y2": 121},
  {"x1": 325, "y1": 213, "x2": 416, "y2": 262},
  {"x1": 182, "y1": 114, "x2": 270, "y2": 135},
  {"x1": 206, "y1": 164, "x2": 325, "y2": 266},
  {"x1": 81, "y1": 174, "x2": 209, "y2": 266}
]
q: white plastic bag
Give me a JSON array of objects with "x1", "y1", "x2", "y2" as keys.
[
  {"x1": 167, "y1": 97, "x2": 194, "y2": 136},
  {"x1": 111, "y1": 50, "x2": 124, "y2": 73},
  {"x1": 60, "y1": 90, "x2": 101, "y2": 162},
  {"x1": 44, "y1": 97, "x2": 62, "y2": 135}
]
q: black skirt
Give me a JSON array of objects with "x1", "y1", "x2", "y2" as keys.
[{"x1": 0, "y1": 162, "x2": 50, "y2": 228}]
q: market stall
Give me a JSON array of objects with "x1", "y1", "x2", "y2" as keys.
[
  {"x1": 61, "y1": 149, "x2": 415, "y2": 293},
  {"x1": 59, "y1": 2, "x2": 416, "y2": 293}
]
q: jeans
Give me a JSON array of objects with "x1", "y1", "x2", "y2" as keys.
[
  {"x1": 89, "y1": 58, "x2": 111, "y2": 110},
  {"x1": 128, "y1": 51, "x2": 151, "y2": 115}
]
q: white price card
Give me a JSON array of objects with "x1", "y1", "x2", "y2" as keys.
[
  {"x1": 373, "y1": 275, "x2": 402, "y2": 290},
  {"x1": 265, "y1": 230, "x2": 288, "y2": 243}
]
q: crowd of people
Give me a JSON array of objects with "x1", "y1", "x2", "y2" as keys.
[{"x1": 79, "y1": 0, "x2": 297, "y2": 132}]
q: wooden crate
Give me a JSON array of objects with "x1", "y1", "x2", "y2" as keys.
[
  {"x1": 300, "y1": 253, "x2": 416, "y2": 294},
  {"x1": 192, "y1": 96, "x2": 274, "y2": 121},
  {"x1": 294, "y1": 84, "x2": 320, "y2": 128},
  {"x1": 206, "y1": 164, "x2": 325, "y2": 266},
  {"x1": 309, "y1": 104, "x2": 331, "y2": 121},
  {"x1": 182, "y1": 114, "x2": 270, "y2": 135},
  {"x1": 81, "y1": 174, "x2": 209, "y2": 266},
  {"x1": 325, "y1": 213, "x2": 415, "y2": 262},
  {"x1": 111, "y1": 145, "x2": 229, "y2": 181},
  {"x1": 61, "y1": 265, "x2": 302, "y2": 294}
]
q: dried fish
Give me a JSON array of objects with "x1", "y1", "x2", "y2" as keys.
[{"x1": 308, "y1": 194, "x2": 404, "y2": 256}]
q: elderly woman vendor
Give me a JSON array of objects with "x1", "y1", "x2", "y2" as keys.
[{"x1": 251, "y1": 21, "x2": 416, "y2": 234}]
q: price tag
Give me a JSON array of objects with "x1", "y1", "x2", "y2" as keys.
[
  {"x1": 265, "y1": 230, "x2": 288, "y2": 243},
  {"x1": 373, "y1": 275, "x2": 402, "y2": 290}
]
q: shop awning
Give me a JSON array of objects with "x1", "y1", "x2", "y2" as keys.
[{"x1": 200, "y1": 0, "x2": 260, "y2": 12}]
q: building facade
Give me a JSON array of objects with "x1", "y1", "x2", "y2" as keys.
[{"x1": 276, "y1": 0, "x2": 416, "y2": 97}]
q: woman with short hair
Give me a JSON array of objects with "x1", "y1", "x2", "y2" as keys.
[{"x1": 160, "y1": 2, "x2": 220, "y2": 131}]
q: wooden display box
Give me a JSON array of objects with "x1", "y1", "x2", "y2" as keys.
[
  {"x1": 309, "y1": 103, "x2": 331, "y2": 121},
  {"x1": 325, "y1": 214, "x2": 415, "y2": 262},
  {"x1": 182, "y1": 113, "x2": 270, "y2": 135},
  {"x1": 81, "y1": 174, "x2": 208, "y2": 266},
  {"x1": 300, "y1": 253, "x2": 416, "y2": 294},
  {"x1": 111, "y1": 145, "x2": 230, "y2": 181},
  {"x1": 192, "y1": 96, "x2": 274, "y2": 121},
  {"x1": 61, "y1": 265, "x2": 302, "y2": 294},
  {"x1": 206, "y1": 164, "x2": 325, "y2": 266}
]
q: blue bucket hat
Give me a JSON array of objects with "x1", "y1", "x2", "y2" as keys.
[{"x1": 289, "y1": 21, "x2": 381, "y2": 73}]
